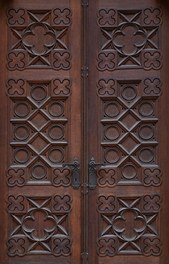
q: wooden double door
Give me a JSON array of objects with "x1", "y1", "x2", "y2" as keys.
[{"x1": 0, "y1": 0, "x2": 169, "y2": 263}]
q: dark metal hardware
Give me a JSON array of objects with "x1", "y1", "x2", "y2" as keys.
[
  {"x1": 81, "y1": 183, "x2": 89, "y2": 195},
  {"x1": 81, "y1": 66, "x2": 89, "y2": 78},
  {"x1": 88, "y1": 157, "x2": 102, "y2": 189},
  {"x1": 81, "y1": 252, "x2": 88, "y2": 264},
  {"x1": 81, "y1": 0, "x2": 89, "y2": 7},
  {"x1": 63, "y1": 159, "x2": 80, "y2": 189}
]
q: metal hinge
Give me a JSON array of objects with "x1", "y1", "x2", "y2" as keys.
[
  {"x1": 81, "y1": 252, "x2": 88, "y2": 264},
  {"x1": 81, "y1": 0, "x2": 89, "y2": 7},
  {"x1": 81, "y1": 66, "x2": 89, "y2": 78},
  {"x1": 81, "y1": 183, "x2": 89, "y2": 195}
]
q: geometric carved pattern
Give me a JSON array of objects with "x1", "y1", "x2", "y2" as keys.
[
  {"x1": 6, "y1": 79, "x2": 72, "y2": 186},
  {"x1": 96, "y1": 5, "x2": 162, "y2": 260},
  {"x1": 97, "y1": 78, "x2": 162, "y2": 186},
  {"x1": 7, "y1": 9, "x2": 72, "y2": 70},
  {"x1": 6, "y1": 5, "x2": 74, "y2": 262},
  {"x1": 97, "y1": 8, "x2": 162, "y2": 70},
  {"x1": 97, "y1": 195, "x2": 161, "y2": 256},
  {"x1": 7, "y1": 195, "x2": 71, "y2": 256}
]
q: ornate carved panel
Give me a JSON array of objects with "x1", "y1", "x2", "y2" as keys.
[
  {"x1": 97, "y1": 77, "x2": 162, "y2": 186},
  {"x1": 97, "y1": 194, "x2": 161, "y2": 256},
  {"x1": 7, "y1": 195, "x2": 72, "y2": 256},
  {"x1": 4, "y1": 2, "x2": 82, "y2": 262},
  {"x1": 86, "y1": 3, "x2": 163, "y2": 262},
  {"x1": 7, "y1": 8, "x2": 72, "y2": 70},
  {"x1": 6, "y1": 79, "x2": 72, "y2": 186},
  {"x1": 97, "y1": 8, "x2": 162, "y2": 70}
]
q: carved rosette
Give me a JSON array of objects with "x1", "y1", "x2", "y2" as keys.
[
  {"x1": 7, "y1": 9, "x2": 72, "y2": 70},
  {"x1": 97, "y1": 8, "x2": 162, "y2": 70},
  {"x1": 97, "y1": 195, "x2": 161, "y2": 256}
]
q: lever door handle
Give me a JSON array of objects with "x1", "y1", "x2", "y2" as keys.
[
  {"x1": 63, "y1": 158, "x2": 80, "y2": 189},
  {"x1": 88, "y1": 157, "x2": 102, "y2": 189}
]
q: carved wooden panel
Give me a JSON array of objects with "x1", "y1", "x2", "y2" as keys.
[
  {"x1": 97, "y1": 8, "x2": 162, "y2": 70},
  {"x1": 7, "y1": 8, "x2": 71, "y2": 70},
  {"x1": 97, "y1": 77, "x2": 162, "y2": 186},
  {"x1": 6, "y1": 78, "x2": 72, "y2": 186},
  {"x1": 7, "y1": 195, "x2": 72, "y2": 256},
  {"x1": 2, "y1": 1, "x2": 82, "y2": 263},
  {"x1": 87, "y1": 1, "x2": 164, "y2": 263},
  {"x1": 95, "y1": 7, "x2": 162, "y2": 258},
  {"x1": 1, "y1": 1, "x2": 169, "y2": 264},
  {"x1": 97, "y1": 194, "x2": 161, "y2": 256}
]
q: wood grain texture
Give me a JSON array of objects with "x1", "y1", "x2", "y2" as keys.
[
  {"x1": 87, "y1": 0, "x2": 168, "y2": 264},
  {"x1": 0, "y1": 0, "x2": 82, "y2": 264},
  {"x1": 1, "y1": 0, "x2": 169, "y2": 264}
]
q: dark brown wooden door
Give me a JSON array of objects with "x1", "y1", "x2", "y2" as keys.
[
  {"x1": 0, "y1": 1, "x2": 82, "y2": 264},
  {"x1": 87, "y1": 1, "x2": 169, "y2": 264},
  {"x1": 0, "y1": 0, "x2": 169, "y2": 264}
]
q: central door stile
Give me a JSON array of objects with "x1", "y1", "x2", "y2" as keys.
[{"x1": 81, "y1": 0, "x2": 89, "y2": 263}]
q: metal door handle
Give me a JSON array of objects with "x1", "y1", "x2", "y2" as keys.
[{"x1": 88, "y1": 157, "x2": 102, "y2": 189}]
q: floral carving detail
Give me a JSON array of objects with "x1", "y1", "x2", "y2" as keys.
[
  {"x1": 98, "y1": 9, "x2": 162, "y2": 69},
  {"x1": 7, "y1": 9, "x2": 71, "y2": 69},
  {"x1": 144, "y1": 78, "x2": 162, "y2": 96},
  {"x1": 97, "y1": 168, "x2": 116, "y2": 186},
  {"x1": 8, "y1": 52, "x2": 26, "y2": 70},
  {"x1": 52, "y1": 168, "x2": 71, "y2": 186},
  {"x1": 7, "y1": 238, "x2": 27, "y2": 256},
  {"x1": 53, "y1": 9, "x2": 72, "y2": 25},
  {"x1": 113, "y1": 24, "x2": 146, "y2": 56},
  {"x1": 53, "y1": 51, "x2": 71, "y2": 70},
  {"x1": 97, "y1": 238, "x2": 117, "y2": 256},
  {"x1": 53, "y1": 195, "x2": 71, "y2": 212},
  {"x1": 98, "y1": 52, "x2": 116, "y2": 71},
  {"x1": 8, "y1": 196, "x2": 72, "y2": 256},
  {"x1": 53, "y1": 79, "x2": 71, "y2": 96},
  {"x1": 7, "y1": 168, "x2": 26, "y2": 187},
  {"x1": 113, "y1": 209, "x2": 146, "y2": 241},
  {"x1": 8, "y1": 195, "x2": 25, "y2": 212},
  {"x1": 97, "y1": 196, "x2": 161, "y2": 255},
  {"x1": 143, "y1": 194, "x2": 161, "y2": 211},
  {"x1": 144, "y1": 168, "x2": 162, "y2": 186},
  {"x1": 143, "y1": 8, "x2": 162, "y2": 26},
  {"x1": 53, "y1": 238, "x2": 71, "y2": 256},
  {"x1": 8, "y1": 9, "x2": 25, "y2": 26},
  {"x1": 22, "y1": 23, "x2": 56, "y2": 56},
  {"x1": 6, "y1": 79, "x2": 25, "y2": 96},
  {"x1": 97, "y1": 79, "x2": 116, "y2": 96},
  {"x1": 98, "y1": 196, "x2": 115, "y2": 212},
  {"x1": 143, "y1": 51, "x2": 162, "y2": 70},
  {"x1": 97, "y1": 9, "x2": 116, "y2": 26},
  {"x1": 23, "y1": 209, "x2": 56, "y2": 241},
  {"x1": 143, "y1": 238, "x2": 161, "y2": 256}
]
